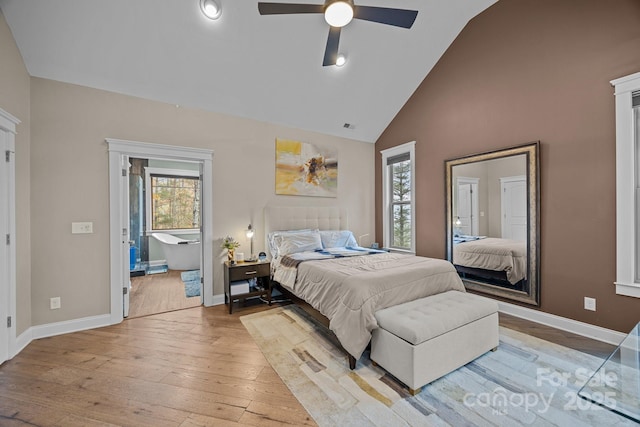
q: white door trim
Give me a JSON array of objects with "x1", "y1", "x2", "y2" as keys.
[
  {"x1": 107, "y1": 138, "x2": 214, "y2": 325},
  {"x1": 0, "y1": 107, "x2": 20, "y2": 364},
  {"x1": 121, "y1": 154, "x2": 130, "y2": 318}
]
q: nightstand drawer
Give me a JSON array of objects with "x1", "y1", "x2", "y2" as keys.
[{"x1": 228, "y1": 263, "x2": 270, "y2": 281}]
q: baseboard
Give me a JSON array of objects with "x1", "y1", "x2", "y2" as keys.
[
  {"x1": 498, "y1": 301, "x2": 626, "y2": 346},
  {"x1": 9, "y1": 298, "x2": 625, "y2": 364},
  {"x1": 210, "y1": 293, "x2": 225, "y2": 306},
  {"x1": 12, "y1": 328, "x2": 33, "y2": 359},
  {"x1": 11, "y1": 299, "x2": 226, "y2": 358},
  {"x1": 8, "y1": 314, "x2": 113, "y2": 360},
  {"x1": 30, "y1": 314, "x2": 113, "y2": 340}
]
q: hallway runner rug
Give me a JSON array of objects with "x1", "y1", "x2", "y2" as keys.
[{"x1": 241, "y1": 305, "x2": 634, "y2": 427}]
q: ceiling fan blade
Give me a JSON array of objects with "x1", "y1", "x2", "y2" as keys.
[
  {"x1": 258, "y1": 2, "x2": 324, "y2": 15},
  {"x1": 353, "y1": 6, "x2": 418, "y2": 28},
  {"x1": 322, "y1": 26, "x2": 341, "y2": 66}
]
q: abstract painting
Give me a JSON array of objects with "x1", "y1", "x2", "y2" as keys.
[{"x1": 275, "y1": 138, "x2": 338, "y2": 197}]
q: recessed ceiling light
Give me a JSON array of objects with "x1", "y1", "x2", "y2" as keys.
[
  {"x1": 335, "y1": 54, "x2": 347, "y2": 67},
  {"x1": 324, "y1": 1, "x2": 354, "y2": 28},
  {"x1": 200, "y1": 0, "x2": 221, "y2": 20}
]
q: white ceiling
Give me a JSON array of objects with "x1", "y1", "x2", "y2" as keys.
[{"x1": 0, "y1": 0, "x2": 496, "y2": 143}]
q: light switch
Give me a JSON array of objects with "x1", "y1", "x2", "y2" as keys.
[{"x1": 72, "y1": 222, "x2": 93, "y2": 234}]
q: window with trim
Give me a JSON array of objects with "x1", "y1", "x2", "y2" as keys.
[
  {"x1": 612, "y1": 72, "x2": 640, "y2": 298},
  {"x1": 145, "y1": 168, "x2": 201, "y2": 232},
  {"x1": 381, "y1": 141, "x2": 416, "y2": 252}
]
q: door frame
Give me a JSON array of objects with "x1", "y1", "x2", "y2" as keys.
[
  {"x1": 0, "y1": 108, "x2": 20, "y2": 364},
  {"x1": 121, "y1": 153, "x2": 130, "y2": 318},
  {"x1": 107, "y1": 139, "x2": 214, "y2": 325}
]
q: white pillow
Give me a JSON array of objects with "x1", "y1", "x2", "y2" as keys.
[
  {"x1": 319, "y1": 230, "x2": 358, "y2": 248},
  {"x1": 277, "y1": 231, "x2": 323, "y2": 256},
  {"x1": 267, "y1": 229, "x2": 315, "y2": 258}
]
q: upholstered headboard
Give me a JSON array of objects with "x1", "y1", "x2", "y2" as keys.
[
  {"x1": 264, "y1": 206, "x2": 348, "y2": 233},
  {"x1": 264, "y1": 206, "x2": 349, "y2": 257}
]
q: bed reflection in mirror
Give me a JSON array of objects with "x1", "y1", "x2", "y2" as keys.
[{"x1": 445, "y1": 142, "x2": 540, "y2": 306}]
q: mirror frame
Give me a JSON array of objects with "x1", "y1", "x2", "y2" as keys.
[{"x1": 445, "y1": 141, "x2": 540, "y2": 306}]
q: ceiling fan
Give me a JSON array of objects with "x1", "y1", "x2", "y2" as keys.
[{"x1": 258, "y1": 0, "x2": 418, "y2": 66}]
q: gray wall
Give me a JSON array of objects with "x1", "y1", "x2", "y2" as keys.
[{"x1": 28, "y1": 77, "x2": 374, "y2": 326}]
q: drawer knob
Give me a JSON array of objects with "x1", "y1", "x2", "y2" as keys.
[{"x1": 245, "y1": 270, "x2": 257, "y2": 275}]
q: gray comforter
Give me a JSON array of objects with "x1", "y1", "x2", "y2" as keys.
[
  {"x1": 274, "y1": 252, "x2": 465, "y2": 360},
  {"x1": 453, "y1": 237, "x2": 527, "y2": 284}
]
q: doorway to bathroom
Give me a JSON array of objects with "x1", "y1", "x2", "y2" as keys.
[
  {"x1": 127, "y1": 157, "x2": 203, "y2": 318},
  {"x1": 107, "y1": 139, "x2": 214, "y2": 325}
]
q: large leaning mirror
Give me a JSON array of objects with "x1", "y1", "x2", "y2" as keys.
[{"x1": 445, "y1": 142, "x2": 540, "y2": 306}]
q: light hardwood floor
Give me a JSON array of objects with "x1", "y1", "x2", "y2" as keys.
[
  {"x1": 128, "y1": 270, "x2": 201, "y2": 318},
  {"x1": 0, "y1": 301, "x2": 617, "y2": 426}
]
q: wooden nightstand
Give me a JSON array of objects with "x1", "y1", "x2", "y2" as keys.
[{"x1": 223, "y1": 260, "x2": 271, "y2": 314}]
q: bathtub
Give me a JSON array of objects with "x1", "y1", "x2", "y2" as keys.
[{"x1": 151, "y1": 233, "x2": 201, "y2": 271}]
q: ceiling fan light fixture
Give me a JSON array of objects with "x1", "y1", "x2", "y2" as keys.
[
  {"x1": 324, "y1": 1, "x2": 354, "y2": 28},
  {"x1": 335, "y1": 54, "x2": 347, "y2": 67},
  {"x1": 200, "y1": 0, "x2": 221, "y2": 20}
]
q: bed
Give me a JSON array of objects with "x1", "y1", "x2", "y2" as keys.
[
  {"x1": 265, "y1": 206, "x2": 465, "y2": 369},
  {"x1": 452, "y1": 236, "x2": 527, "y2": 286}
]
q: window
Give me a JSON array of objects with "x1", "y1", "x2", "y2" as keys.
[
  {"x1": 612, "y1": 72, "x2": 640, "y2": 298},
  {"x1": 145, "y1": 168, "x2": 201, "y2": 232},
  {"x1": 381, "y1": 141, "x2": 415, "y2": 252}
]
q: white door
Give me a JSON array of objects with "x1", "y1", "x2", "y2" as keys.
[
  {"x1": 456, "y1": 177, "x2": 479, "y2": 235},
  {"x1": 121, "y1": 155, "x2": 130, "y2": 317},
  {"x1": 501, "y1": 176, "x2": 527, "y2": 241}
]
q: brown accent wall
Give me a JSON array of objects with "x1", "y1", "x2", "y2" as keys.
[{"x1": 375, "y1": 0, "x2": 640, "y2": 332}]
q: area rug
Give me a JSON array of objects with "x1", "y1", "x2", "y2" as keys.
[
  {"x1": 241, "y1": 305, "x2": 634, "y2": 426},
  {"x1": 180, "y1": 270, "x2": 200, "y2": 297}
]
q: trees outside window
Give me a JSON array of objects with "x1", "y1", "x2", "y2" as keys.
[
  {"x1": 150, "y1": 175, "x2": 201, "y2": 230},
  {"x1": 391, "y1": 160, "x2": 411, "y2": 249}
]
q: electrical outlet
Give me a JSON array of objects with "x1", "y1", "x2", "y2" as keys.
[
  {"x1": 71, "y1": 222, "x2": 93, "y2": 234},
  {"x1": 584, "y1": 297, "x2": 596, "y2": 311},
  {"x1": 50, "y1": 297, "x2": 61, "y2": 310}
]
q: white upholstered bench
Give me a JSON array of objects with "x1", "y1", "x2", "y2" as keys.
[{"x1": 370, "y1": 290, "x2": 499, "y2": 395}]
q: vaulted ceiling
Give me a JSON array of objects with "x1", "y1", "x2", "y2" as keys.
[{"x1": 0, "y1": 0, "x2": 496, "y2": 142}]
